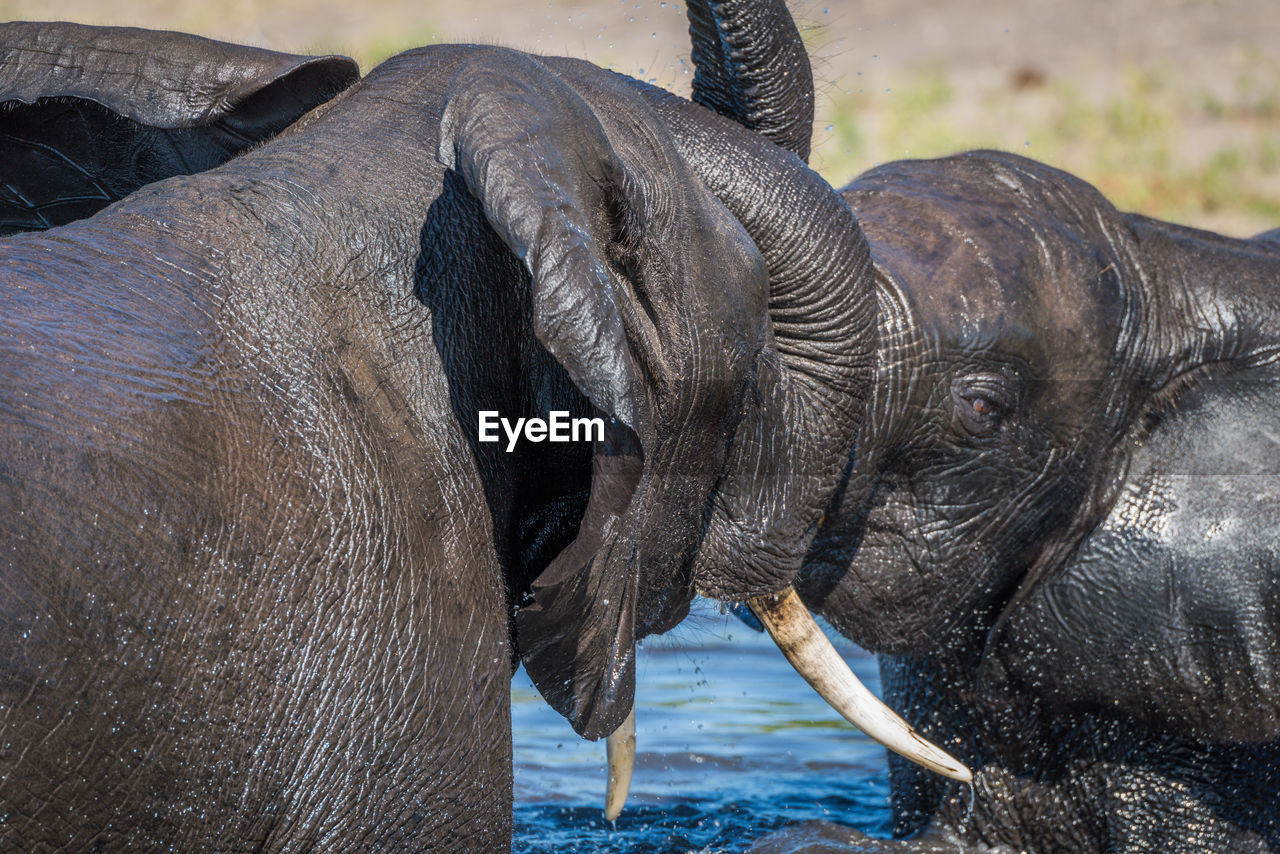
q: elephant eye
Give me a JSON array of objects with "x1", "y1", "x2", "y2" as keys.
[
  {"x1": 951, "y1": 374, "x2": 1015, "y2": 436},
  {"x1": 970, "y1": 396, "x2": 997, "y2": 416}
]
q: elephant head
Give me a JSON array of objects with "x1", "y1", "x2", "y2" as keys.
[
  {"x1": 425, "y1": 1, "x2": 985, "y2": 775},
  {"x1": 0, "y1": 21, "x2": 357, "y2": 234},
  {"x1": 793, "y1": 151, "x2": 1280, "y2": 849},
  {"x1": 799, "y1": 152, "x2": 1150, "y2": 656},
  {"x1": 482, "y1": 3, "x2": 974, "y2": 783}
]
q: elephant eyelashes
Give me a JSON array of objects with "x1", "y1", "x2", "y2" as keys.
[{"x1": 951, "y1": 375, "x2": 1015, "y2": 436}]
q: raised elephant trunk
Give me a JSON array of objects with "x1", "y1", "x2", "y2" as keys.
[
  {"x1": 685, "y1": 0, "x2": 816, "y2": 161},
  {"x1": 638, "y1": 84, "x2": 876, "y2": 600}
]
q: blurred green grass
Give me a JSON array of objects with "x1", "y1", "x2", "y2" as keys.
[{"x1": 810, "y1": 61, "x2": 1280, "y2": 235}]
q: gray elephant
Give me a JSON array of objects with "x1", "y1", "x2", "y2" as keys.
[
  {"x1": 686, "y1": 16, "x2": 1280, "y2": 854},
  {"x1": 1, "y1": 4, "x2": 968, "y2": 850}
]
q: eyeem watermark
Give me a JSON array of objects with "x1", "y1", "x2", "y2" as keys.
[{"x1": 478, "y1": 410, "x2": 605, "y2": 452}]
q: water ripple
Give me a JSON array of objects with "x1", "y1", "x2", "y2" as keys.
[{"x1": 513, "y1": 598, "x2": 894, "y2": 852}]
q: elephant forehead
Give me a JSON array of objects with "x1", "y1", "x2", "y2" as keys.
[
  {"x1": 875, "y1": 216, "x2": 1116, "y2": 370},
  {"x1": 849, "y1": 162, "x2": 1125, "y2": 380}
]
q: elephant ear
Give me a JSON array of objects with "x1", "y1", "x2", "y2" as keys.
[
  {"x1": 983, "y1": 218, "x2": 1280, "y2": 741},
  {"x1": 437, "y1": 48, "x2": 768, "y2": 739},
  {"x1": 984, "y1": 363, "x2": 1280, "y2": 741},
  {"x1": 0, "y1": 22, "x2": 358, "y2": 234}
]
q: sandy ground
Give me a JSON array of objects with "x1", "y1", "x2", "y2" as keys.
[
  {"x1": 4, "y1": 0, "x2": 1278, "y2": 234},
  {"x1": 6, "y1": 0, "x2": 1276, "y2": 84}
]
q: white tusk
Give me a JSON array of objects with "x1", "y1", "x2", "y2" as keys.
[
  {"x1": 604, "y1": 707, "x2": 636, "y2": 821},
  {"x1": 748, "y1": 587, "x2": 973, "y2": 783}
]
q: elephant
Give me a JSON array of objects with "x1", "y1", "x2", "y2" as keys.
[
  {"x1": 673, "y1": 12, "x2": 1280, "y2": 854},
  {"x1": 1, "y1": 3, "x2": 979, "y2": 849}
]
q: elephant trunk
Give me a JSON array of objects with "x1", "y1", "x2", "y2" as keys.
[
  {"x1": 685, "y1": 0, "x2": 816, "y2": 161},
  {"x1": 637, "y1": 84, "x2": 877, "y2": 599}
]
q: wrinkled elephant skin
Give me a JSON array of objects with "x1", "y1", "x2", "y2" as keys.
[{"x1": 0, "y1": 5, "x2": 880, "y2": 849}]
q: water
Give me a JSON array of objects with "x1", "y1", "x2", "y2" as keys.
[{"x1": 512, "y1": 599, "x2": 895, "y2": 852}]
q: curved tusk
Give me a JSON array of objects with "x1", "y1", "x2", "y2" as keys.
[
  {"x1": 604, "y1": 707, "x2": 636, "y2": 821},
  {"x1": 748, "y1": 587, "x2": 973, "y2": 783}
]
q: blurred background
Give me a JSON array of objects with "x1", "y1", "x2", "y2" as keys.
[{"x1": 6, "y1": 0, "x2": 1279, "y2": 235}]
